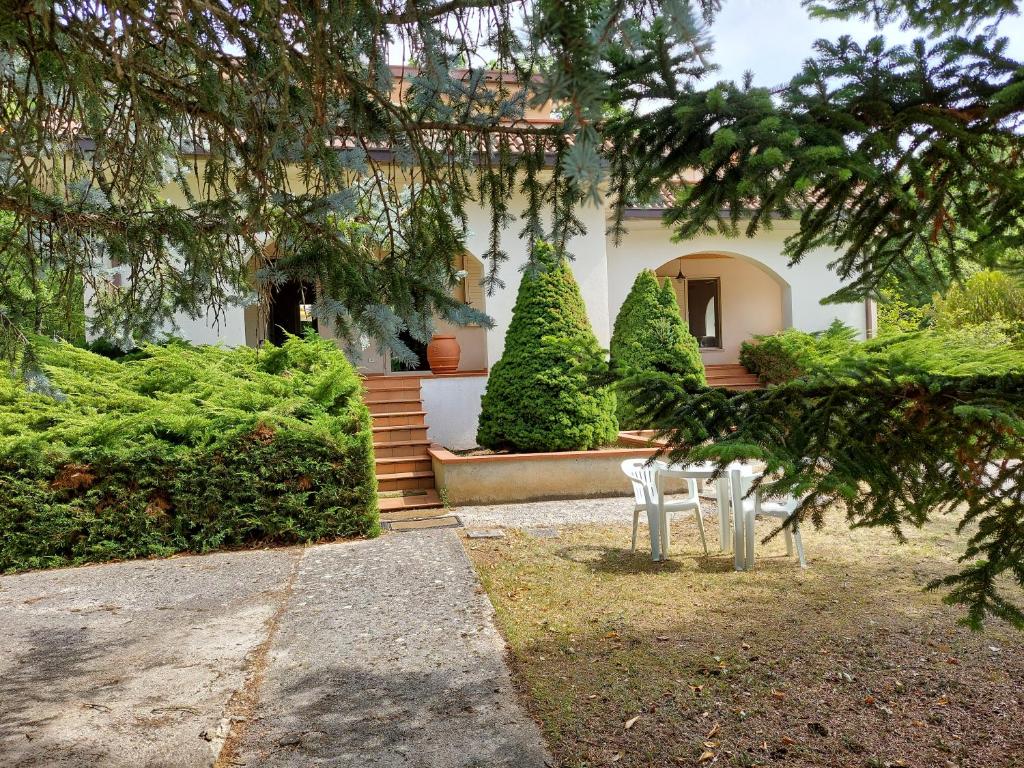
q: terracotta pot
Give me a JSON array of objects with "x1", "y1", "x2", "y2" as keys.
[{"x1": 426, "y1": 334, "x2": 461, "y2": 374}]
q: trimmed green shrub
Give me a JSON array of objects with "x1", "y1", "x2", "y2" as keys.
[
  {"x1": 609, "y1": 271, "x2": 704, "y2": 427},
  {"x1": 739, "y1": 321, "x2": 859, "y2": 384},
  {"x1": 931, "y1": 270, "x2": 1024, "y2": 337},
  {"x1": 0, "y1": 334, "x2": 378, "y2": 571},
  {"x1": 477, "y1": 244, "x2": 618, "y2": 452}
]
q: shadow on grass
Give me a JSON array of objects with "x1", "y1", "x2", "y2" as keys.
[{"x1": 553, "y1": 543, "x2": 692, "y2": 574}]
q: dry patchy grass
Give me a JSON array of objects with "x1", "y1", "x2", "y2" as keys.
[{"x1": 464, "y1": 513, "x2": 1024, "y2": 768}]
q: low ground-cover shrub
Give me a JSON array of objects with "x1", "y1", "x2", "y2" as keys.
[
  {"x1": 739, "y1": 321, "x2": 859, "y2": 384},
  {"x1": 741, "y1": 320, "x2": 1024, "y2": 385},
  {"x1": 0, "y1": 334, "x2": 378, "y2": 572}
]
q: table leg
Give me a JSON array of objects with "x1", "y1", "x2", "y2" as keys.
[
  {"x1": 715, "y1": 477, "x2": 730, "y2": 552},
  {"x1": 745, "y1": 490, "x2": 758, "y2": 571},
  {"x1": 730, "y1": 470, "x2": 746, "y2": 571},
  {"x1": 646, "y1": 498, "x2": 661, "y2": 561},
  {"x1": 657, "y1": 475, "x2": 671, "y2": 558}
]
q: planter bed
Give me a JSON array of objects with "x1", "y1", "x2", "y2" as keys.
[{"x1": 429, "y1": 435, "x2": 662, "y2": 506}]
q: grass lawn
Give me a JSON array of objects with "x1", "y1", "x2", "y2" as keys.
[{"x1": 463, "y1": 512, "x2": 1024, "y2": 768}]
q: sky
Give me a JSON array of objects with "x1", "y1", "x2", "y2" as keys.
[{"x1": 702, "y1": 0, "x2": 1024, "y2": 88}]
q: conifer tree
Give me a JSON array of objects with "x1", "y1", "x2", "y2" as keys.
[
  {"x1": 0, "y1": 0, "x2": 720, "y2": 366},
  {"x1": 610, "y1": 271, "x2": 704, "y2": 427},
  {"x1": 477, "y1": 243, "x2": 617, "y2": 452}
]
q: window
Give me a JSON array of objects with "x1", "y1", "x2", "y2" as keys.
[{"x1": 686, "y1": 278, "x2": 721, "y2": 349}]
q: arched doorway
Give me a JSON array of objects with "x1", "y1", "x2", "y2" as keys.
[{"x1": 653, "y1": 253, "x2": 789, "y2": 365}]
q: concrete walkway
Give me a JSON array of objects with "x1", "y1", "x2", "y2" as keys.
[{"x1": 0, "y1": 532, "x2": 551, "y2": 768}]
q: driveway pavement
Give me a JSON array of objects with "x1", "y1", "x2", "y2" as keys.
[{"x1": 0, "y1": 532, "x2": 551, "y2": 768}]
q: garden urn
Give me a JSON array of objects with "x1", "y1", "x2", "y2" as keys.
[{"x1": 427, "y1": 334, "x2": 460, "y2": 374}]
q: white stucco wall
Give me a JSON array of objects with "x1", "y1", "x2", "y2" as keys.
[
  {"x1": 421, "y1": 375, "x2": 487, "y2": 450},
  {"x1": 607, "y1": 219, "x2": 868, "y2": 363},
  {"x1": 132, "y1": 187, "x2": 867, "y2": 371},
  {"x1": 168, "y1": 305, "x2": 249, "y2": 347},
  {"x1": 462, "y1": 192, "x2": 611, "y2": 367}
]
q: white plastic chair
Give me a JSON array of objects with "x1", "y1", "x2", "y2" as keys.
[
  {"x1": 621, "y1": 459, "x2": 707, "y2": 559},
  {"x1": 729, "y1": 471, "x2": 806, "y2": 569}
]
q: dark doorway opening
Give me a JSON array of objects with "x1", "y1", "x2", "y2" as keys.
[
  {"x1": 686, "y1": 278, "x2": 721, "y2": 349},
  {"x1": 268, "y1": 280, "x2": 318, "y2": 346},
  {"x1": 390, "y1": 330, "x2": 430, "y2": 372}
]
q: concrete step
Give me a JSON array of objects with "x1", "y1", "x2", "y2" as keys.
[
  {"x1": 377, "y1": 470, "x2": 436, "y2": 493},
  {"x1": 375, "y1": 456, "x2": 433, "y2": 475},
  {"x1": 385, "y1": 516, "x2": 461, "y2": 531},
  {"x1": 381, "y1": 507, "x2": 449, "y2": 523},
  {"x1": 367, "y1": 399, "x2": 422, "y2": 415},
  {"x1": 373, "y1": 439, "x2": 433, "y2": 458},
  {"x1": 371, "y1": 412, "x2": 427, "y2": 428},
  {"x1": 378, "y1": 489, "x2": 443, "y2": 514}
]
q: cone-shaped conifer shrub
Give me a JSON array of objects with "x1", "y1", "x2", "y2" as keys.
[
  {"x1": 610, "y1": 271, "x2": 705, "y2": 428},
  {"x1": 476, "y1": 243, "x2": 618, "y2": 451}
]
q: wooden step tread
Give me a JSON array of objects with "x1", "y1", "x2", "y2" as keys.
[
  {"x1": 373, "y1": 438, "x2": 432, "y2": 448},
  {"x1": 371, "y1": 410, "x2": 427, "y2": 419},
  {"x1": 366, "y1": 397, "x2": 422, "y2": 405},
  {"x1": 376, "y1": 470, "x2": 435, "y2": 482}
]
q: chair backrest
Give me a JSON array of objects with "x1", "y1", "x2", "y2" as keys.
[{"x1": 621, "y1": 458, "x2": 659, "y2": 508}]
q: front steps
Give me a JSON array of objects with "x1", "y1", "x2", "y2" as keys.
[
  {"x1": 364, "y1": 374, "x2": 453, "y2": 530},
  {"x1": 704, "y1": 363, "x2": 762, "y2": 391}
]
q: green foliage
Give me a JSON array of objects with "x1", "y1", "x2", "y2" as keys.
[
  {"x1": 477, "y1": 243, "x2": 618, "y2": 452},
  {"x1": 932, "y1": 271, "x2": 1024, "y2": 337},
  {"x1": 877, "y1": 296, "x2": 932, "y2": 336},
  {"x1": 742, "y1": 318, "x2": 1024, "y2": 385},
  {"x1": 0, "y1": 334, "x2": 378, "y2": 571},
  {"x1": 739, "y1": 321, "x2": 860, "y2": 384},
  {"x1": 610, "y1": 271, "x2": 704, "y2": 427}
]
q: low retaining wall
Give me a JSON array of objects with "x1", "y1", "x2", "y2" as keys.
[{"x1": 429, "y1": 444, "x2": 660, "y2": 506}]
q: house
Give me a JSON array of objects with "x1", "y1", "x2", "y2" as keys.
[{"x1": 113, "y1": 68, "x2": 873, "y2": 512}]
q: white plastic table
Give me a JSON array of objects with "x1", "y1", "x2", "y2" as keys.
[{"x1": 655, "y1": 461, "x2": 762, "y2": 570}]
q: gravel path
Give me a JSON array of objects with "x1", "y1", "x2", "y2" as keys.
[{"x1": 455, "y1": 492, "x2": 721, "y2": 529}]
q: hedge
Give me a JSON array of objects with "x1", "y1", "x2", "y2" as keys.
[
  {"x1": 0, "y1": 334, "x2": 378, "y2": 572},
  {"x1": 610, "y1": 270, "x2": 704, "y2": 427},
  {"x1": 477, "y1": 243, "x2": 618, "y2": 452}
]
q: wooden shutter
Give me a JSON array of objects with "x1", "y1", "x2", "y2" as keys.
[{"x1": 464, "y1": 254, "x2": 485, "y2": 324}]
